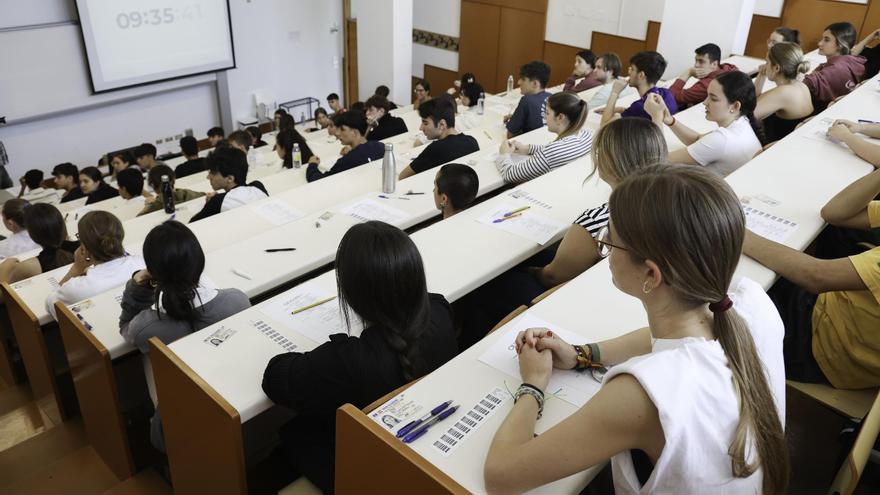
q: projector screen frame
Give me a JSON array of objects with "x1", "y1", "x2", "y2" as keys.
[{"x1": 74, "y1": 0, "x2": 237, "y2": 95}]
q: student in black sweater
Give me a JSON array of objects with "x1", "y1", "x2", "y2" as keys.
[
  {"x1": 364, "y1": 95, "x2": 408, "y2": 141},
  {"x1": 398, "y1": 97, "x2": 480, "y2": 179},
  {"x1": 306, "y1": 110, "x2": 385, "y2": 182},
  {"x1": 174, "y1": 136, "x2": 206, "y2": 179},
  {"x1": 190, "y1": 148, "x2": 268, "y2": 222},
  {"x1": 275, "y1": 128, "x2": 314, "y2": 168},
  {"x1": 262, "y1": 221, "x2": 458, "y2": 493},
  {"x1": 52, "y1": 162, "x2": 85, "y2": 203},
  {"x1": 80, "y1": 166, "x2": 119, "y2": 205}
]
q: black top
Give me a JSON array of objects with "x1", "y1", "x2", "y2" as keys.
[
  {"x1": 59, "y1": 187, "x2": 85, "y2": 203},
  {"x1": 189, "y1": 181, "x2": 268, "y2": 223},
  {"x1": 306, "y1": 141, "x2": 385, "y2": 182},
  {"x1": 409, "y1": 133, "x2": 480, "y2": 174},
  {"x1": 367, "y1": 113, "x2": 408, "y2": 141},
  {"x1": 762, "y1": 113, "x2": 803, "y2": 143},
  {"x1": 862, "y1": 45, "x2": 880, "y2": 80},
  {"x1": 254, "y1": 139, "x2": 269, "y2": 148},
  {"x1": 261, "y1": 293, "x2": 458, "y2": 493},
  {"x1": 85, "y1": 183, "x2": 119, "y2": 205},
  {"x1": 37, "y1": 240, "x2": 80, "y2": 273},
  {"x1": 175, "y1": 158, "x2": 207, "y2": 179}
]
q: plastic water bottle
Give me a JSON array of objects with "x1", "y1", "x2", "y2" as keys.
[
  {"x1": 506, "y1": 75, "x2": 514, "y2": 94},
  {"x1": 477, "y1": 92, "x2": 485, "y2": 115},
  {"x1": 247, "y1": 147, "x2": 257, "y2": 168},
  {"x1": 300, "y1": 112, "x2": 306, "y2": 124},
  {"x1": 161, "y1": 175, "x2": 175, "y2": 214},
  {"x1": 381, "y1": 143, "x2": 396, "y2": 194},
  {"x1": 292, "y1": 143, "x2": 302, "y2": 168}
]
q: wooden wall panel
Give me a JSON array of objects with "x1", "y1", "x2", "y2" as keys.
[
  {"x1": 745, "y1": 14, "x2": 780, "y2": 58},
  {"x1": 781, "y1": 0, "x2": 868, "y2": 52},
  {"x1": 861, "y1": 0, "x2": 880, "y2": 39},
  {"x1": 459, "y1": 1, "x2": 501, "y2": 93},
  {"x1": 543, "y1": 41, "x2": 581, "y2": 87},
  {"x1": 466, "y1": 0, "x2": 547, "y2": 14},
  {"x1": 591, "y1": 32, "x2": 648, "y2": 70},
  {"x1": 496, "y1": 8, "x2": 547, "y2": 92},
  {"x1": 424, "y1": 65, "x2": 460, "y2": 100},
  {"x1": 646, "y1": 21, "x2": 661, "y2": 51}
]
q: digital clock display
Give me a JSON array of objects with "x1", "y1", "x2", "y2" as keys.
[{"x1": 116, "y1": 5, "x2": 205, "y2": 29}]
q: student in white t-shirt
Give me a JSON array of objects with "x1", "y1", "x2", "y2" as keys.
[
  {"x1": 46, "y1": 210, "x2": 145, "y2": 320},
  {"x1": 484, "y1": 164, "x2": 788, "y2": 494},
  {"x1": 0, "y1": 199, "x2": 39, "y2": 258},
  {"x1": 645, "y1": 70, "x2": 763, "y2": 176}
]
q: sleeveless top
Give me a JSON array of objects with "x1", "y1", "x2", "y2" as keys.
[
  {"x1": 36, "y1": 240, "x2": 79, "y2": 273},
  {"x1": 762, "y1": 112, "x2": 803, "y2": 143},
  {"x1": 605, "y1": 277, "x2": 786, "y2": 494}
]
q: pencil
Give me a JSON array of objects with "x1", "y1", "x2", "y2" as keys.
[
  {"x1": 493, "y1": 212, "x2": 524, "y2": 223},
  {"x1": 504, "y1": 206, "x2": 530, "y2": 217},
  {"x1": 483, "y1": 130, "x2": 493, "y2": 140},
  {"x1": 291, "y1": 296, "x2": 336, "y2": 315}
]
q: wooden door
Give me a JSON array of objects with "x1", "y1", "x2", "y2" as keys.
[
  {"x1": 344, "y1": 18, "x2": 358, "y2": 106},
  {"x1": 459, "y1": 1, "x2": 502, "y2": 93},
  {"x1": 496, "y1": 7, "x2": 547, "y2": 92}
]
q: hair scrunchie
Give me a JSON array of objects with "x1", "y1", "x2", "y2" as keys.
[{"x1": 709, "y1": 295, "x2": 733, "y2": 313}]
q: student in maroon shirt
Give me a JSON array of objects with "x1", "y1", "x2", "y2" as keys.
[
  {"x1": 805, "y1": 22, "x2": 866, "y2": 112},
  {"x1": 563, "y1": 49, "x2": 602, "y2": 93},
  {"x1": 669, "y1": 43, "x2": 738, "y2": 109}
]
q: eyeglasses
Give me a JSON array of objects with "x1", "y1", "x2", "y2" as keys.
[{"x1": 595, "y1": 225, "x2": 627, "y2": 258}]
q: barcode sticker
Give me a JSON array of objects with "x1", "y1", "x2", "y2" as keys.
[
  {"x1": 252, "y1": 319, "x2": 297, "y2": 352},
  {"x1": 507, "y1": 190, "x2": 552, "y2": 210},
  {"x1": 431, "y1": 387, "x2": 508, "y2": 456},
  {"x1": 47, "y1": 277, "x2": 60, "y2": 289},
  {"x1": 742, "y1": 205, "x2": 798, "y2": 243}
]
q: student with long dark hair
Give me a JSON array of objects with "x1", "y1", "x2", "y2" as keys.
[
  {"x1": 0, "y1": 203, "x2": 79, "y2": 283},
  {"x1": 497, "y1": 91, "x2": 592, "y2": 183},
  {"x1": 80, "y1": 166, "x2": 119, "y2": 205},
  {"x1": 646, "y1": 70, "x2": 762, "y2": 176},
  {"x1": 275, "y1": 129, "x2": 314, "y2": 168},
  {"x1": 0, "y1": 199, "x2": 39, "y2": 257},
  {"x1": 119, "y1": 221, "x2": 250, "y2": 450},
  {"x1": 805, "y1": 22, "x2": 866, "y2": 112},
  {"x1": 262, "y1": 221, "x2": 458, "y2": 493},
  {"x1": 485, "y1": 164, "x2": 788, "y2": 494}
]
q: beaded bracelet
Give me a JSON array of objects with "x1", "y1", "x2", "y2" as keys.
[{"x1": 515, "y1": 383, "x2": 545, "y2": 419}]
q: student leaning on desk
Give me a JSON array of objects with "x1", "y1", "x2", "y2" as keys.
[
  {"x1": 484, "y1": 164, "x2": 788, "y2": 494},
  {"x1": 0, "y1": 203, "x2": 78, "y2": 284}
]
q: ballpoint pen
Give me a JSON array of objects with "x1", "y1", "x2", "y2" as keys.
[{"x1": 396, "y1": 400, "x2": 453, "y2": 438}]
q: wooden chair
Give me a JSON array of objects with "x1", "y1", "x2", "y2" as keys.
[
  {"x1": 787, "y1": 381, "x2": 878, "y2": 420},
  {"x1": 1, "y1": 282, "x2": 66, "y2": 424},
  {"x1": 828, "y1": 389, "x2": 880, "y2": 495},
  {"x1": 0, "y1": 307, "x2": 19, "y2": 384},
  {"x1": 149, "y1": 337, "x2": 247, "y2": 495},
  {"x1": 56, "y1": 301, "x2": 135, "y2": 480},
  {"x1": 529, "y1": 282, "x2": 566, "y2": 306},
  {"x1": 489, "y1": 305, "x2": 528, "y2": 333}
]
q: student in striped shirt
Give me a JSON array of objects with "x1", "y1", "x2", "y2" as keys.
[{"x1": 495, "y1": 92, "x2": 592, "y2": 184}]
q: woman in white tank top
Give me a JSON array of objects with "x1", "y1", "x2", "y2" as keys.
[{"x1": 484, "y1": 164, "x2": 789, "y2": 494}]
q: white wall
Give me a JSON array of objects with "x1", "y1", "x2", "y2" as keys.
[
  {"x1": 357, "y1": 0, "x2": 413, "y2": 103},
  {"x1": 753, "y1": 0, "x2": 784, "y2": 17},
  {"x1": 411, "y1": 0, "x2": 460, "y2": 77},
  {"x1": 0, "y1": 0, "x2": 76, "y2": 29}
]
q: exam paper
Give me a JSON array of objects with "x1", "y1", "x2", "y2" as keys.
[
  {"x1": 743, "y1": 204, "x2": 798, "y2": 243},
  {"x1": 341, "y1": 198, "x2": 408, "y2": 225},
  {"x1": 478, "y1": 314, "x2": 601, "y2": 407},
  {"x1": 258, "y1": 281, "x2": 364, "y2": 344},
  {"x1": 253, "y1": 200, "x2": 305, "y2": 226},
  {"x1": 476, "y1": 203, "x2": 566, "y2": 245}
]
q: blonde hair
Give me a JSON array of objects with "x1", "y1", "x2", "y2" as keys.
[
  {"x1": 586, "y1": 118, "x2": 668, "y2": 184},
  {"x1": 768, "y1": 42, "x2": 810, "y2": 80},
  {"x1": 609, "y1": 164, "x2": 789, "y2": 494}
]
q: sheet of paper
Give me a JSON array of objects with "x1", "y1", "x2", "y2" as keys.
[
  {"x1": 253, "y1": 200, "x2": 305, "y2": 226},
  {"x1": 743, "y1": 204, "x2": 798, "y2": 243},
  {"x1": 476, "y1": 202, "x2": 566, "y2": 246},
  {"x1": 478, "y1": 314, "x2": 601, "y2": 407},
  {"x1": 800, "y1": 116, "x2": 836, "y2": 144},
  {"x1": 258, "y1": 281, "x2": 364, "y2": 344},
  {"x1": 341, "y1": 198, "x2": 408, "y2": 225}
]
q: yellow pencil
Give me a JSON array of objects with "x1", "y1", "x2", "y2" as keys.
[
  {"x1": 483, "y1": 130, "x2": 493, "y2": 141},
  {"x1": 291, "y1": 296, "x2": 336, "y2": 315},
  {"x1": 504, "y1": 206, "x2": 531, "y2": 217}
]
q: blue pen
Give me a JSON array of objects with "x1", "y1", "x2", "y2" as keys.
[
  {"x1": 396, "y1": 400, "x2": 452, "y2": 438},
  {"x1": 402, "y1": 405, "x2": 459, "y2": 444},
  {"x1": 76, "y1": 312, "x2": 93, "y2": 331}
]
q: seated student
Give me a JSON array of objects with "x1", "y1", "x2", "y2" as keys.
[
  {"x1": 119, "y1": 220, "x2": 250, "y2": 451},
  {"x1": 80, "y1": 166, "x2": 119, "y2": 205},
  {"x1": 828, "y1": 120, "x2": 880, "y2": 166},
  {"x1": 134, "y1": 143, "x2": 167, "y2": 171},
  {"x1": 276, "y1": 128, "x2": 315, "y2": 168},
  {"x1": 246, "y1": 126, "x2": 268, "y2": 148},
  {"x1": 434, "y1": 163, "x2": 479, "y2": 219},
  {"x1": 505, "y1": 61, "x2": 552, "y2": 138},
  {"x1": 207, "y1": 127, "x2": 225, "y2": 147},
  {"x1": 305, "y1": 108, "x2": 331, "y2": 133},
  {"x1": 46, "y1": 211, "x2": 145, "y2": 319},
  {"x1": 18, "y1": 169, "x2": 61, "y2": 204},
  {"x1": 497, "y1": 91, "x2": 592, "y2": 184},
  {"x1": 601, "y1": 51, "x2": 678, "y2": 125},
  {"x1": 139, "y1": 165, "x2": 205, "y2": 216},
  {"x1": 174, "y1": 136, "x2": 206, "y2": 179},
  {"x1": 853, "y1": 27, "x2": 880, "y2": 80},
  {"x1": 412, "y1": 79, "x2": 431, "y2": 110},
  {"x1": 754, "y1": 42, "x2": 814, "y2": 142},
  {"x1": 0, "y1": 203, "x2": 79, "y2": 284},
  {"x1": 109, "y1": 151, "x2": 140, "y2": 182},
  {"x1": 398, "y1": 98, "x2": 479, "y2": 179},
  {"x1": 228, "y1": 130, "x2": 252, "y2": 154},
  {"x1": 52, "y1": 163, "x2": 85, "y2": 203},
  {"x1": 768, "y1": 26, "x2": 800, "y2": 48},
  {"x1": 374, "y1": 85, "x2": 398, "y2": 109},
  {"x1": 455, "y1": 82, "x2": 486, "y2": 132},
  {"x1": 563, "y1": 49, "x2": 602, "y2": 93},
  {"x1": 116, "y1": 168, "x2": 150, "y2": 205},
  {"x1": 190, "y1": 148, "x2": 268, "y2": 222},
  {"x1": 447, "y1": 72, "x2": 477, "y2": 100},
  {"x1": 262, "y1": 221, "x2": 458, "y2": 493},
  {"x1": 327, "y1": 93, "x2": 346, "y2": 115},
  {"x1": 744, "y1": 168, "x2": 880, "y2": 388},
  {"x1": 485, "y1": 164, "x2": 788, "y2": 495},
  {"x1": 0, "y1": 199, "x2": 39, "y2": 257},
  {"x1": 364, "y1": 95, "x2": 408, "y2": 141},
  {"x1": 805, "y1": 22, "x2": 866, "y2": 113},
  {"x1": 587, "y1": 53, "x2": 635, "y2": 109},
  {"x1": 646, "y1": 71, "x2": 762, "y2": 176},
  {"x1": 277, "y1": 113, "x2": 315, "y2": 155},
  {"x1": 670, "y1": 43, "x2": 738, "y2": 109},
  {"x1": 349, "y1": 101, "x2": 366, "y2": 112},
  {"x1": 274, "y1": 108, "x2": 289, "y2": 129},
  {"x1": 306, "y1": 111, "x2": 384, "y2": 182}
]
